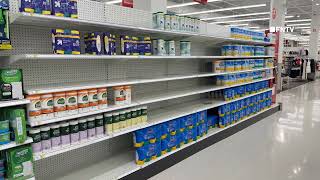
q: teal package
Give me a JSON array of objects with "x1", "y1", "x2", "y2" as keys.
[
  {"x1": 180, "y1": 114, "x2": 197, "y2": 132},
  {"x1": 161, "y1": 134, "x2": 180, "y2": 154},
  {"x1": 161, "y1": 119, "x2": 180, "y2": 139},
  {"x1": 135, "y1": 141, "x2": 161, "y2": 165},
  {"x1": 133, "y1": 125, "x2": 161, "y2": 147}
]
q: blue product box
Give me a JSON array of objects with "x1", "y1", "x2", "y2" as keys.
[
  {"x1": 136, "y1": 141, "x2": 161, "y2": 165},
  {"x1": 197, "y1": 122, "x2": 207, "y2": 139},
  {"x1": 161, "y1": 119, "x2": 180, "y2": 139},
  {"x1": 133, "y1": 125, "x2": 161, "y2": 147},
  {"x1": 196, "y1": 110, "x2": 207, "y2": 125},
  {"x1": 62, "y1": 29, "x2": 80, "y2": 54},
  {"x1": 20, "y1": 0, "x2": 35, "y2": 13},
  {"x1": 161, "y1": 134, "x2": 180, "y2": 154},
  {"x1": 181, "y1": 127, "x2": 197, "y2": 144},
  {"x1": 84, "y1": 32, "x2": 103, "y2": 55},
  {"x1": 52, "y1": 0, "x2": 66, "y2": 17},
  {"x1": 180, "y1": 114, "x2": 197, "y2": 131},
  {"x1": 35, "y1": 0, "x2": 51, "y2": 15},
  {"x1": 52, "y1": 29, "x2": 65, "y2": 54},
  {"x1": 68, "y1": 0, "x2": 78, "y2": 18}
]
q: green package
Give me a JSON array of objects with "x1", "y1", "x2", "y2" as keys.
[
  {"x1": 0, "y1": 69, "x2": 24, "y2": 100},
  {"x1": 6, "y1": 145, "x2": 34, "y2": 180},
  {"x1": 5, "y1": 108, "x2": 27, "y2": 144}
]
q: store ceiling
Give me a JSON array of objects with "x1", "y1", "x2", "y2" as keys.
[{"x1": 103, "y1": 0, "x2": 315, "y2": 34}]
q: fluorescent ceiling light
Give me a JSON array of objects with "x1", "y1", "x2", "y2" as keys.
[
  {"x1": 295, "y1": 27, "x2": 311, "y2": 29},
  {"x1": 212, "y1": 15, "x2": 295, "y2": 24},
  {"x1": 285, "y1": 15, "x2": 295, "y2": 18},
  {"x1": 249, "y1": 27, "x2": 260, "y2": 29},
  {"x1": 285, "y1": 19, "x2": 312, "y2": 23},
  {"x1": 167, "y1": 0, "x2": 221, "y2": 9},
  {"x1": 212, "y1": 17, "x2": 270, "y2": 24},
  {"x1": 227, "y1": 24, "x2": 249, "y2": 27},
  {"x1": 201, "y1": 12, "x2": 269, "y2": 21},
  {"x1": 105, "y1": 0, "x2": 121, "y2": 4},
  {"x1": 286, "y1": 23, "x2": 311, "y2": 27},
  {"x1": 178, "y1": 4, "x2": 266, "y2": 16}
]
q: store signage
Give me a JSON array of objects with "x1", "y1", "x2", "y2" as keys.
[
  {"x1": 193, "y1": 0, "x2": 208, "y2": 5},
  {"x1": 270, "y1": 26, "x2": 295, "y2": 33},
  {"x1": 122, "y1": 0, "x2": 133, "y2": 8}
]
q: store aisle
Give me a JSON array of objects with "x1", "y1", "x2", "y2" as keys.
[{"x1": 151, "y1": 81, "x2": 320, "y2": 180}]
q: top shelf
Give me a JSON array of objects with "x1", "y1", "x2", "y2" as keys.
[{"x1": 10, "y1": 13, "x2": 273, "y2": 46}]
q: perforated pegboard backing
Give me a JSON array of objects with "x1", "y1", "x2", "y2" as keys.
[{"x1": 34, "y1": 134, "x2": 132, "y2": 180}]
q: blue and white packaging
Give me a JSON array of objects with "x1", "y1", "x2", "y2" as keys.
[
  {"x1": 161, "y1": 134, "x2": 180, "y2": 154},
  {"x1": 180, "y1": 114, "x2": 197, "y2": 132},
  {"x1": 161, "y1": 119, "x2": 180, "y2": 139},
  {"x1": 133, "y1": 125, "x2": 161, "y2": 147},
  {"x1": 135, "y1": 141, "x2": 161, "y2": 165}
]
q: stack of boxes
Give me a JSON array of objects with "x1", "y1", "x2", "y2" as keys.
[{"x1": 134, "y1": 110, "x2": 218, "y2": 165}]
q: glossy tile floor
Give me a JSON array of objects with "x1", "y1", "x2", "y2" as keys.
[{"x1": 151, "y1": 81, "x2": 320, "y2": 180}]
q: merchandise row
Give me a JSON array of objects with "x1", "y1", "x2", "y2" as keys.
[
  {"x1": 230, "y1": 27, "x2": 268, "y2": 42},
  {"x1": 20, "y1": 0, "x2": 78, "y2": 18},
  {"x1": 215, "y1": 70, "x2": 273, "y2": 86},
  {"x1": 211, "y1": 80, "x2": 270, "y2": 101},
  {"x1": 134, "y1": 91, "x2": 273, "y2": 165},
  {"x1": 26, "y1": 85, "x2": 131, "y2": 121},
  {"x1": 218, "y1": 92, "x2": 272, "y2": 127},
  {"x1": 52, "y1": 29, "x2": 193, "y2": 56},
  {"x1": 29, "y1": 107, "x2": 147, "y2": 154},
  {"x1": 153, "y1": 12, "x2": 200, "y2": 33},
  {"x1": 134, "y1": 110, "x2": 210, "y2": 165},
  {"x1": 212, "y1": 59, "x2": 274, "y2": 73},
  {"x1": 221, "y1": 45, "x2": 266, "y2": 57}
]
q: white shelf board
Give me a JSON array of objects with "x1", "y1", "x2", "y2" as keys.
[
  {"x1": 25, "y1": 67, "x2": 275, "y2": 95},
  {"x1": 1, "y1": 54, "x2": 275, "y2": 63},
  {"x1": 57, "y1": 104, "x2": 279, "y2": 180},
  {"x1": 28, "y1": 77, "x2": 274, "y2": 127},
  {"x1": 28, "y1": 103, "x2": 139, "y2": 127},
  {"x1": 11, "y1": 13, "x2": 273, "y2": 46},
  {"x1": 135, "y1": 77, "x2": 274, "y2": 105},
  {"x1": 33, "y1": 88, "x2": 272, "y2": 161},
  {"x1": 0, "y1": 99, "x2": 30, "y2": 108},
  {"x1": 0, "y1": 137, "x2": 33, "y2": 151}
]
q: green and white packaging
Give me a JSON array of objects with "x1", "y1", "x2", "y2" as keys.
[
  {"x1": 5, "y1": 108, "x2": 27, "y2": 144},
  {"x1": 0, "y1": 69, "x2": 24, "y2": 100},
  {"x1": 6, "y1": 145, "x2": 34, "y2": 180}
]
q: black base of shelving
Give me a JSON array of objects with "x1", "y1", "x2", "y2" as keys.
[{"x1": 120, "y1": 104, "x2": 281, "y2": 180}]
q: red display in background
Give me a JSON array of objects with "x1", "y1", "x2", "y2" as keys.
[
  {"x1": 193, "y1": 0, "x2": 208, "y2": 5},
  {"x1": 122, "y1": 0, "x2": 133, "y2": 8}
]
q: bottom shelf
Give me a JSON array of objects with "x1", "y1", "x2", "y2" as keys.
[{"x1": 57, "y1": 104, "x2": 280, "y2": 180}]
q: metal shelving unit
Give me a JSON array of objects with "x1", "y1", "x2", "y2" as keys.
[
  {"x1": 2, "y1": 1, "x2": 279, "y2": 179},
  {"x1": 33, "y1": 88, "x2": 272, "y2": 161}
]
